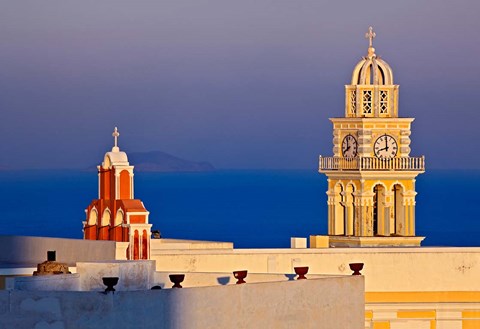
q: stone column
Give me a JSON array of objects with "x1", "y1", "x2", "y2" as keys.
[
  {"x1": 381, "y1": 191, "x2": 394, "y2": 236},
  {"x1": 114, "y1": 171, "x2": 120, "y2": 200},
  {"x1": 326, "y1": 190, "x2": 335, "y2": 235},
  {"x1": 373, "y1": 85, "x2": 380, "y2": 116},
  {"x1": 357, "y1": 130, "x2": 372, "y2": 157},
  {"x1": 354, "y1": 192, "x2": 374, "y2": 236},
  {"x1": 342, "y1": 191, "x2": 354, "y2": 236},
  {"x1": 403, "y1": 191, "x2": 417, "y2": 236},
  {"x1": 399, "y1": 129, "x2": 412, "y2": 157},
  {"x1": 332, "y1": 130, "x2": 341, "y2": 157},
  {"x1": 130, "y1": 172, "x2": 134, "y2": 199}
]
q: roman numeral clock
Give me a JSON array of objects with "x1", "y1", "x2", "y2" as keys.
[{"x1": 318, "y1": 27, "x2": 425, "y2": 247}]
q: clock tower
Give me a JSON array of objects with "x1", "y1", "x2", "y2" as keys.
[{"x1": 318, "y1": 27, "x2": 425, "y2": 247}]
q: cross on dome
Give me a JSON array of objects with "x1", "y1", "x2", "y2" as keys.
[
  {"x1": 112, "y1": 127, "x2": 120, "y2": 152},
  {"x1": 365, "y1": 26, "x2": 376, "y2": 47},
  {"x1": 364, "y1": 26, "x2": 377, "y2": 58}
]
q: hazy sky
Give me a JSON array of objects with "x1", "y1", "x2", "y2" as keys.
[{"x1": 0, "y1": 0, "x2": 479, "y2": 169}]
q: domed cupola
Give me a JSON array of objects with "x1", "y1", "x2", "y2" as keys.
[
  {"x1": 102, "y1": 127, "x2": 130, "y2": 169},
  {"x1": 345, "y1": 27, "x2": 399, "y2": 118}
]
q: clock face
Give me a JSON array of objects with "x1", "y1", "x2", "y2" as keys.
[
  {"x1": 374, "y1": 134, "x2": 398, "y2": 158},
  {"x1": 342, "y1": 134, "x2": 358, "y2": 158}
]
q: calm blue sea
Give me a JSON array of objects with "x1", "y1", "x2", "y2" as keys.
[{"x1": 0, "y1": 170, "x2": 478, "y2": 248}]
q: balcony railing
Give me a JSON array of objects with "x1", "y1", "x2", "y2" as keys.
[{"x1": 318, "y1": 156, "x2": 425, "y2": 172}]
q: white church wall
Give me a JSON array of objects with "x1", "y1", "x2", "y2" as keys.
[
  {"x1": 0, "y1": 275, "x2": 365, "y2": 329},
  {"x1": 76, "y1": 260, "x2": 155, "y2": 291},
  {"x1": 0, "y1": 236, "x2": 119, "y2": 265},
  {"x1": 150, "y1": 247, "x2": 480, "y2": 292},
  {"x1": 13, "y1": 274, "x2": 80, "y2": 291},
  {"x1": 154, "y1": 271, "x2": 339, "y2": 288}
]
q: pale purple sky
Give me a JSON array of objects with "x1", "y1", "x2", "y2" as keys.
[{"x1": 0, "y1": 0, "x2": 479, "y2": 169}]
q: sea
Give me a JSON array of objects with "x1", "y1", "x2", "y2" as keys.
[{"x1": 0, "y1": 169, "x2": 479, "y2": 248}]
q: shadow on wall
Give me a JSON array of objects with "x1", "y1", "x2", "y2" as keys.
[
  {"x1": 0, "y1": 236, "x2": 118, "y2": 266},
  {"x1": 217, "y1": 277, "x2": 230, "y2": 285}
]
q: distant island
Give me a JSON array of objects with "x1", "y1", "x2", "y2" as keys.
[{"x1": 128, "y1": 151, "x2": 215, "y2": 172}]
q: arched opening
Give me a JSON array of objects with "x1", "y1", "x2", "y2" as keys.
[
  {"x1": 133, "y1": 230, "x2": 139, "y2": 260},
  {"x1": 344, "y1": 184, "x2": 355, "y2": 236},
  {"x1": 101, "y1": 209, "x2": 111, "y2": 226},
  {"x1": 333, "y1": 183, "x2": 345, "y2": 235},
  {"x1": 85, "y1": 208, "x2": 98, "y2": 239},
  {"x1": 110, "y1": 209, "x2": 124, "y2": 241},
  {"x1": 142, "y1": 230, "x2": 148, "y2": 260},
  {"x1": 88, "y1": 209, "x2": 98, "y2": 226},
  {"x1": 393, "y1": 184, "x2": 405, "y2": 236},
  {"x1": 98, "y1": 209, "x2": 111, "y2": 240},
  {"x1": 114, "y1": 209, "x2": 123, "y2": 226},
  {"x1": 373, "y1": 184, "x2": 386, "y2": 236}
]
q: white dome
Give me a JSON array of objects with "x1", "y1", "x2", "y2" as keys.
[
  {"x1": 351, "y1": 48, "x2": 394, "y2": 85},
  {"x1": 103, "y1": 151, "x2": 129, "y2": 169}
]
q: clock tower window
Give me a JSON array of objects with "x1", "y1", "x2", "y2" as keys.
[
  {"x1": 380, "y1": 90, "x2": 389, "y2": 114},
  {"x1": 350, "y1": 90, "x2": 357, "y2": 114},
  {"x1": 362, "y1": 90, "x2": 372, "y2": 115}
]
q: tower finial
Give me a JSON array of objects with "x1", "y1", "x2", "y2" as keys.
[
  {"x1": 112, "y1": 127, "x2": 120, "y2": 152},
  {"x1": 365, "y1": 26, "x2": 376, "y2": 47},
  {"x1": 365, "y1": 26, "x2": 376, "y2": 58}
]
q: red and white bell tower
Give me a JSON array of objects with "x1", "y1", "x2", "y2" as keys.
[{"x1": 83, "y1": 127, "x2": 152, "y2": 260}]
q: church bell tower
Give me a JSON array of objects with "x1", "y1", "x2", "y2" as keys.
[
  {"x1": 83, "y1": 128, "x2": 152, "y2": 259},
  {"x1": 318, "y1": 27, "x2": 425, "y2": 247}
]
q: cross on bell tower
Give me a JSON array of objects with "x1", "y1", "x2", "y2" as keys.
[{"x1": 112, "y1": 127, "x2": 120, "y2": 152}]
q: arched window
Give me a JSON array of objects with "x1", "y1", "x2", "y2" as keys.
[
  {"x1": 85, "y1": 208, "x2": 99, "y2": 240},
  {"x1": 142, "y1": 230, "x2": 148, "y2": 260},
  {"x1": 133, "y1": 230, "x2": 139, "y2": 260},
  {"x1": 96, "y1": 208, "x2": 111, "y2": 240},
  {"x1": 114, "y1": 209, "x2": 124, "y2": 227},
  {"x1": 101, "y1": 209, "x2": 111, "y2": 227},
  {"x1": 110, "y1": 209, "x2": 124, "y2": 241},
  {"x1": 88, "y1": 208, "x2": 98, "y2": 226}
]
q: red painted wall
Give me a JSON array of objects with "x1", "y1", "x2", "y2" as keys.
[
  {"x1": 120, "y1": 170, "x2": 131, "y2": 199},
  {"x1": 84, "y1": 162, "x2": 150, "y2": 260}
]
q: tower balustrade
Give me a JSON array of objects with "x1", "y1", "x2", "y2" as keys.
[{"x1": 319, "y1": 155, "x2": 425, "y2": 172}]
